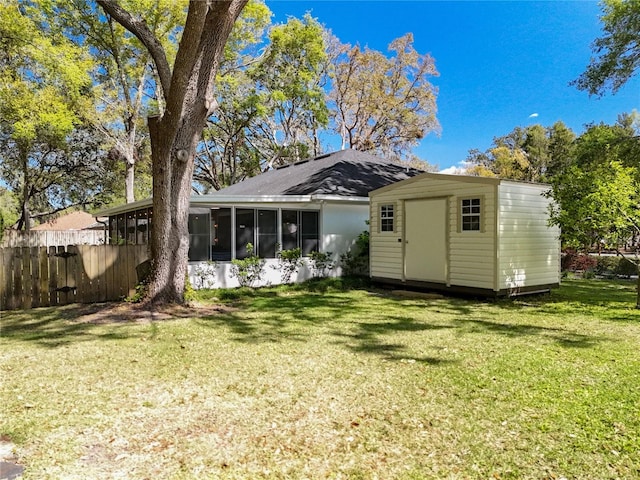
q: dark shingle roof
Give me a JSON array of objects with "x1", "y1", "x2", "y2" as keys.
[{"x1": 215, "y1": 149, "x2": 422, "y2": 197}]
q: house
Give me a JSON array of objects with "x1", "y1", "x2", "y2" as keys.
[
  {"x1": 32, "y1": 211, "x2": 104, "y2": 231},
  {"x1": 97, "y1": 149, "x2": 422, "y2": 288},
  {"x1": 2, "y1": 211, "x2": 106, "y2": 247},
  {"x1": 368, "y1": 173, "x2": 561, "y2": 296}
]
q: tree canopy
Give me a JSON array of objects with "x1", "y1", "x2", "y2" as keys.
[
  {"x1": 0, "y1": 0, "x2": 106, "y2": 229},
  {"x1": 330, "y1": 33, "x2": 440, "y2": 160},
  {"x1": 465, "y1": 122, "x2": 576, "y2": 182},
  {"x1": 574, "y1": 0, "x2": 640, "y2": 96}
]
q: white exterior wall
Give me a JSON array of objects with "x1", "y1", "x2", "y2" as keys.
[
  {"x1": 497, "y1": 182, "x2": 561, "y2": 291},
  {"x1": 321, "y1": 201, "x2": 370, "y2": 272},
  {"x1": 369, "y1": 174, "x2": 497, "y2": 289},
  {"x1": 188, "y1": 201, "x2": 369, "y2": 289}
]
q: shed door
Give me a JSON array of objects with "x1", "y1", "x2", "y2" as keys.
[{"x1": 404, "y1": 198, "x2": 447, "y2": 282}]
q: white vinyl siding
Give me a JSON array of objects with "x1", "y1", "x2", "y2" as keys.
[
  {"x1": 369, "y1": 174, "x2": 496, "y2": 287},
  {"x1": 496, "y1": 182, "x2": 560, "y2": 290},
  {"x1": 370, "y1": 173, "x2": 560, "y2": 294}
]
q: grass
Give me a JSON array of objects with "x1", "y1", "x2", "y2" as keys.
[{"x1": 1, "y1": 277, "x2": 640, "y2": 479}]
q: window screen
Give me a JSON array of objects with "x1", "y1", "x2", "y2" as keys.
[{"x1": 211, "y1": 208, "x2": 232, "y2": 261}]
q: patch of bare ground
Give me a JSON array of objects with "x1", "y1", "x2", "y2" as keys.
[{"x1": 57, "y1": 302, "x2": 233, "y2": 325}]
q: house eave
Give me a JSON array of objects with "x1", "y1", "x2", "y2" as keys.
[{"x1": 97, "y1": 194, "x2": 370, "y2": 217}]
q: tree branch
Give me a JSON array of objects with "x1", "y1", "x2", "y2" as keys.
[{"x1": 96, "y1": 0, "x2": 172, "y2": 100}]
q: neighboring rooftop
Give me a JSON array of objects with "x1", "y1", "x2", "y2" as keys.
[
  {"x1": 215, "y1": 149, "x2": 423, "y2": 197},
  {"x1": 32, "y1": 211, "x2": 102, "y2": 231}
]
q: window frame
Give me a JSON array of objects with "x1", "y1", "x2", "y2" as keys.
[
  {"x1": 460, "y1": 197, "x2": 482, "y2": 232},
  {"x1": 379, "y1": 203, "x2": 395, "y2": 233}
]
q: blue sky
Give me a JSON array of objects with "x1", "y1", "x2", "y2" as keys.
[{"x1": 268, "y1": 0, "x2": 640, "y2": 172}]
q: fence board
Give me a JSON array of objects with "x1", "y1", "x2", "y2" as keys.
[
  {"x1": 0, "y1": 244, "x2": 149, "y2": 310},
  {"x1": 48, "y1": 246, "x2": 58, "y2": 306},
  {"x1": 39, "y1": 248, "x2": 49, "y2": 307},
  {"x1": 1, "y1": 230, "x2": 106, "y2": 248},
  {"x1": 13, "y1": 249, "x2": 22, "y2": 310},
  {"x1": 31, "y1": 247, "x2": 40, "y2": 308}
]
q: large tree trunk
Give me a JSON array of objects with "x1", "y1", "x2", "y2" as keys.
[
  {"x1": 124, "y1": 157, "x2": 135, "y2": 204},
  {"x1": 146, "y1": 116, "x2": 200, "y2": 304},
  {"x1": 19, "y1": 150, "x2": 30, "y2": 231},
  {"x1": 97, "y1": 0, "x2": 248, "y2": 305}
]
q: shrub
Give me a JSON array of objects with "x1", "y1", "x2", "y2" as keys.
[
  {"x1": 593, "y1": 256, "x2": 618, "y2": 276},
  {"x1": 615, "y1": 257, "x2": 638, "y2": 278},
  {"x1": 340, "y1": 230, "x2": 370, "y2": 277},
  {"x1": 231, "y1": 243, "x2": 266, "y2": 287},
  {"x1": 308, "y1": 251, "x2": 334, "y2": 278},
  {"x1": 274, "y1": 247, "x2": 303, "y2": 284},
  {"x1": 193, "y1": 260, "x2": 218, "y2": 289},
  {"x1": 588, "y1": 255, "x2": 639, "y2": 278},
  {"x1": 562, "y1": 250, "x2": 597, "y2": 273}
]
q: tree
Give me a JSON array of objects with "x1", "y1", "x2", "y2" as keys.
[
  {"x1": 329, "y1": 33, "x2": 439, "y2": 160},
  {"x1": 0, "y1": 1, "x2": 98, "y2": 229},
  {"x1": 96, "y1": 0, "x2": 248, "y2": 304},
  {"x1": 193, "y1": 10, "x2": 329, "y2": 192},
  {"x1": 193, "y1": 0, "x2": 272, "y2": 192},
  {"x1": 466, "y1": 122, "x2": 576, "y2": 182},
  {"x1": 574, "y1": 0, "x2": 640, "y2": 96},
  {"x1": 248, "y1": 14, "x2": 329, "y2": 167},
  {"x1": 0, "y1": 126, "x2": 117, "y2": 225},
  {"x1": 549, "y1": 159, "x2": 640, "y2": 307},
  {"x1": 50, "y1": 0, "x2": 187, "y2": 204}
]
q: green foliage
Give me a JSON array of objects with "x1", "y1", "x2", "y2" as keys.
[
  {"x1": 573, "y1": 0, "x2": 640, "y2": 96},
  {"x1": 0, "y1": 188, "x2": 19, "y2": 230},
  {"x1": 308, "y1": 250, "x2": 334, "y2": 278},
  {"x1": 184, "y1": 273, "x2": 196, "y2": 303},
  {"x1": 274, "y1": 247, "x2": 303, "y2": 284},
  {"x1": 592, "y1": 255, "x2": 639, "y2": 278},
  {"x1": 231, "y1": 243, "x2": 266, "y2": 287},
  {"x1": 563, "y1": 253, "x2": 639, "y2": 280},
  {"x1": 549, "y1": 159, "x2": 639, "y2": 250},
  {"x1": 193, "y1": 261, "x2": 218, "y2": 289},
  {"x1": 340, "y1": 230, "x2": 370, "y2": 276},
  {"x1": 466, "y1": 121, "x2": 576, "y2": 181},
  {"x1": 125, "y1": 282, "x2": 147, "y2": 303}
]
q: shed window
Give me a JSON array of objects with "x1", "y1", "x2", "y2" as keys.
[
  {"x1": 461, "y1": 198, "x2": 481, "y2": 231},
  {"x1": 380, "y1": 204, "x2": 394, "y2": 232}
]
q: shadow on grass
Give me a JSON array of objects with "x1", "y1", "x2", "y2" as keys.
[
  {"x1": 457, "y1": 318, "x2": 602, "y2": 349},
  {"x1": 333, "y1": 316, "x2": 458, "y2": 364},
  {"x1": 2, "y1": 278, "x2": 623, "y2": 357},
  {"x1": 0, "y1": 303, "x2": 152, "y2": 348}
]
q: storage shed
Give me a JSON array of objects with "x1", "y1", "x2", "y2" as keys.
[{"x1": 368, "y1": 173, "x2": 561, "y2": 296}]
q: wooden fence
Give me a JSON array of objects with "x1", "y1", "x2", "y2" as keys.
[
  {"x1": 1, "y1": 230, "x2": 106, "y2": 248},
  {"x1": 0, "y1": 244, "x2": 149, "y2": 311}
]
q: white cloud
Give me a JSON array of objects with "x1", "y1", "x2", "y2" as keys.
[
  {"x1": 439, "y1": 162, "x2": 469, "y2": 175},
  {"x1": 528, "y1": 113, "x2": 539, "y2": 118}
]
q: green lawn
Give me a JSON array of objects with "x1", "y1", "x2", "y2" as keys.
[{"x1": 1, "y1": 278, "x2": 640, "y2": 479}]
